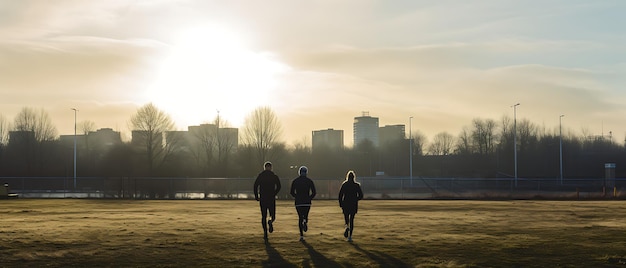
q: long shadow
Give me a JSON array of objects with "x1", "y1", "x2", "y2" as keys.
[
  {"x1": 301, "y1": 240, "x2": 342, "y2": 268},
  {"x1": 351, "y1": 242, "x2": 410, "y2": 268},
  {"x1": 263, "y1": 242, "x2": 297, "y2": 268}
]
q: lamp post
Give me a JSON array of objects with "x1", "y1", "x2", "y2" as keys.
[
  {"x1": 409, "y1": 116, "x2": 413, "y2": 187},
  {"x1": 559, "y1": 114, "x2": 564, "y2": 185},
  {"x1": 512, "y1": 103, "x2": 520, "y2": 187},
  {"x1": 71, "y1": 108, "x2": 78, "y2": 190}
]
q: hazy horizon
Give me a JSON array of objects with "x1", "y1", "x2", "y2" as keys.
[{"x1": 2, "y1": 1, "x2": 625, "y2": 146}]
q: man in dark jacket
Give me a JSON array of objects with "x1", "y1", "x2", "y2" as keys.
[
  {"x1": 254, "y1": 161, "x2": 281, "y2": 241},
  {"x1": 290, "y1": 166, "x2": 316, "y2": 241}
]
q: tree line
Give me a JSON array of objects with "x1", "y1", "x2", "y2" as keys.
[{"x1": 0, "y1": 105, "x2": 624, "y2": 179}]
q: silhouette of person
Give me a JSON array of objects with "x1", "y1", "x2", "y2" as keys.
[
  {"x1": 254, "y1": 161, "x2": 281, "y2": 241},
  {"x1": 338, "y1": 170, "x2": 363, "y2": 242},
  {"x1": 290, "y1": 166, "x2": 316, "y2": 241}
]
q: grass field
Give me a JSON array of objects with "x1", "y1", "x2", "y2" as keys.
[{"x1": 2, "y1": 199, "x2": 626, "y2": 267}]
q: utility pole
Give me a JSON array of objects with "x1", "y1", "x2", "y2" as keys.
[
  {"x1": 71, "y1": 108, "x2": 78, "y2": 190},
  {"x1": 409, "y1": 116, "x2": 413, "y2": 186},
  {"x1": 512, "y1": 103, "x2": 520, "y2": 187},
  {"x1": 560, "y1": 114, "x2": 564, "y2": 185}
]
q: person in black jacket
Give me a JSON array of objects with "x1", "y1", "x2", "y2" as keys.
[
  {"x1": 338, "y1": 170, "x2": 363, "y2": 242},
  {"x1": 290, "y1": 166, "x2": 316, "y2": 241},
  {"x1": 253, "y1": 161, "x2": 281, "y2": 241}
]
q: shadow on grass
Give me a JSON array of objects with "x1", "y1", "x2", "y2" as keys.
[
  {"x1": 263, "y1": 242, "x2": 297, "y2": 268},
  {"x1": 351, "y1": 242, "x2": 410, "y2": 268},
  {"x1": 301, "y1": 240, "x2": 342, "y2": 268}
]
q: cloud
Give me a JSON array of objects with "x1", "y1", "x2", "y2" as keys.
[
  {"x1": 273, "y1": 39, "x2": 626, "y2": 144},
  {"x1": 0, "y1": 34, "x2": 167, "y2": 137},
  {"x1": 0, "y1": 36, "x2": 166, "y2": 102},
  {"x1": 1, "y1": 0, "x2": 625, "y2": 144}
]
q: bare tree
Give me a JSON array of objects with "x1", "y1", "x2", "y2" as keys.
[
  {"x1": 188, "y1": 114, "x2": 239, "y2": 176},
  {"x1": 79, "y1": 120, "x2": 97, "y2": 135},
  {"x1": 129, "y1": 103, "x2": 176, "y2": 175},
  {"x1": 428, "y1": 132, "x2": 455, "y2": 156},
  {"x1": 0, "y1": 114, "x2": 10, "y2": 146},
  {"x1": 580, "y1": 127, "x2": 592, "y2": 142},
  {"x1": 241, "y1": 107, "x2": 283, "y2": 164},
  {"x1": 11, "y1": 107, "x2": 58, "y2": 174},
  {"x1": 517, "y1": 118, "x2": 539, "y2": 152},
  {"x1": 499, "y1": 115, "x2": 512, "y2": 148},
  {"x1": 456, "y1": 127, "x2": 472, "y2": 155},
  {"x1": 0, "y1": 114, "x2": 10, "y2": 167},
  {"x1": 189, "y1": 124, "x2": 216, "y2": 175},
  {"x1": 78, "y1": 120, "x2": 97, "y2": 151},
  {"x1": 471, "y1": 118, "x2": 498, "y2": 155},
  {"x1": 291, "y1": 136, "x2": 311, "y2": 154},
  {"x1": 213, "y1": 115, "x2": 238, "y2": 175},
  {"x1": 411, "y1": 130, "x2": 427, "y2": 156},
  {"x1": 78, "y1": 120, "x2": 97, "y2": 170},
  {"x1": 13, "y1": 107, "x2": 57, "y2": 142},
  {"x1": 289, "y1": 136, "x2": 312, "y2": 171}
]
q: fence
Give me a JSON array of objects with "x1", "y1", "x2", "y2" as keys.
[{"x1": 2, "y1": 176, "x2": 625, "y2": 199}]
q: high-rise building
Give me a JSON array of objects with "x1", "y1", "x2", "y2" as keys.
[
  {"x1": 187, "y1": 124, "x2": 239, "y2": 152},
  {"x1": 59, "y1": 133, "x2": 86, "y2": 149},
  {"x1": 87, "y1": 128, "x2": 122, "y2": 160},
  {"x1": 353, "y1": 112, "x2": 379, "y2": 147},
  {"x1": 215, "y1": 127, "x2": 239, "y2": 150},
  {"x1": 312, "y1": 128, "x2": 344, "y2": 151},
  {"x1": 60, "y1": 128, "x2": 122, "y2": 149},
  {"x1": 188, "y1": 124, "x2": 217, "y2": 139},
  {"x1": 58, "y1": 128, "x2": 122, "y2": 161},
  {"x1": 379, "y1": 124, "x2": 406, "y2": 146},
  {"x1": 88, "y1": 128, "x2": 122, "y2": 148},
  {"x1": 165, "y1": 130, "x2": 191, "y2": 152}
]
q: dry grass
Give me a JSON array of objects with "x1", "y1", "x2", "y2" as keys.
[{"x1": 2, "y1": 199, "x2": 626, "y2": 267}]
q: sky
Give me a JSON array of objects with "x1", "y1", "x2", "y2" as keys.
[{"x1": 1, "y1": 0, "x2": 626, "y2": 146}]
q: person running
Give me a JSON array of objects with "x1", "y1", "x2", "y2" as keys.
[
  {"x1": 253, "y1": 161, "x2": 281, "y2": 242},
  {"x1": 338, "y1": 170, "x2": 363, "y2": 242},
  {"x1": 290, "y1": 166, "x2": 316, "y2": 242}
]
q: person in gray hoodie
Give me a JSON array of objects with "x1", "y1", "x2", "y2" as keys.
[{"x1": 290, "y1": 166, "x2": 316, "y2": 241}]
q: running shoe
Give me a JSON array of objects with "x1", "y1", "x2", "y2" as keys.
[
  {"x1": 268, "y1": 219, "x2": 274, "y2": 233},
  {"x1": 344, "y1": 227, "x2": 350, "y2": 238},
  {"x1": 299, "y1": 236, "x2": 305, "y2": 242},
  {"x1": 347, "y1": 236, "x2": 353, "y2": 242},
  {"x1": 302, "y1": 219, "x2": 308, "y2": 232}
]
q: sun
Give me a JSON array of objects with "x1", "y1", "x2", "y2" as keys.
[{"x1": 146, "y1": 25, "x2": 288, "y2": 129}]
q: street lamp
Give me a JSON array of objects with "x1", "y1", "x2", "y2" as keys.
[
  {"x1": 71, "y1": 108, "x2": 78, "y2": 190},
  {"x1": 512, "y1": 103, "x2": 520, "y2": 187},
  {"x1": 409, "y1": 116, "x2": 413, "y2": 187},
  {"x1": 559, "y1": 115, "x2": 564, "y2": 185}
]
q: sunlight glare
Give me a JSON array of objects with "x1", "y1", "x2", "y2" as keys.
[{"x1": 147, "y1": 25, "x2": 289, "y2": 128}]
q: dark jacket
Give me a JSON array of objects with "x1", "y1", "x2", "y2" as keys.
[
  {"x1": 290, "y1": 175, "x2": 316, "y2": 206},
  {"x1": 338, "y1": 181, "x2": 363, "y2": 209},
  {"x1": 254, "y1": 170, "x2": 281, "y2": 201}
]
